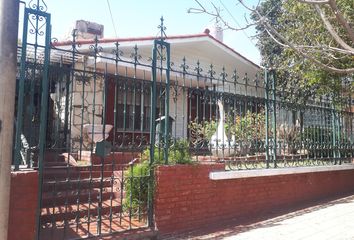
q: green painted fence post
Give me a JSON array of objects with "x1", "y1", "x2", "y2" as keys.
[
  {"x1": 271, "y1": 70, "x2": 277, "y2": 168},
  {"x1": 265, "y1": 69, "x2": 270, "y2": 168}
]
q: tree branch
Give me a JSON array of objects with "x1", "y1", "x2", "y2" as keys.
[
  {"x1": 297, "y1": 0, "x2": 329, "y2": 4},
  {"x1": 189, "y1": 0, "x2": 354, "y2": 74},
  {"x1": 262, "y1": 18, "x2": 354, "y2": 74},
  {"x1": 264, "y1": 28, "x2": 353, "y2": 55},
  {"x1": 188, "y1": 0, "x2": 259, "y2": 31},
  {"x1": 327, "y1": 0, "x2": 354, "y2": 43},
  {"x1": 298, "y1": 0, "x2": 354, "y2": 43},
  {"x1": 314, "y1": 4, "x2": 354, "y2": 52}
]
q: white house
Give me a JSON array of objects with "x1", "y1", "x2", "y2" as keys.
[{"x1": 52, "y1": 25, "x2": 262, "y2": 152}]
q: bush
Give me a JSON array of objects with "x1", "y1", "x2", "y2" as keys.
[
  {"x1": 123, "y1": 161, "x2": 150, "y2": 213},
  {"x1": 189, "y1": 120, "x2": 217, "y2": 148},
  {"x1": 229, "y1": 110, "x2": 267, "y2": 142},
  {"x1": 169, "y1": 139, "x2": 192, "y2": 164},
  {"x1": 140, "y1": 139, "x2": 192, "y2": 165},
  {"x1": 124, "y1": 139, "x2": 192, "y2": 213},
  {"x1": 189, "y1": 111, "x2": 266, "y2": 145}
]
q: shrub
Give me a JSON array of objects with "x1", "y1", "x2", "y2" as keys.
[
  {"x1": 169, "y1": 139, "x2": 192, "y2": 164},
  {"x1": 123, "y1": 161, "x2": 150, "y2": 213},
  {"x1": 140, "y1": 139, "x2": 192, "y2": 165},
  {"x1": 189, "y1": 120, "x2": 217, "y2": 148},
  {"x1": 230, "y1": 111, "x2": 266, "y2": 142},
  {"x1": 124, "y1": 139, "x2": 192, "y2": 213},
  {"x1": 189, "y1": 111, "x2": 266, "y2": 145},
  {"x1": 189, "y1": 111, "x2": 267, "y2": 155}
]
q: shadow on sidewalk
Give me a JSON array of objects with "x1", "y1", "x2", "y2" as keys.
[{"x1": 162, "y1": 193, "x2": 354, "y2": 240}]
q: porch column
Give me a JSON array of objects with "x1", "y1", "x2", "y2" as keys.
[{"x1": 0, "y1": 0, "x2": 20, "y2": 239}]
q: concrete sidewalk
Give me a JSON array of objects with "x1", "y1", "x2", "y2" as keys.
[{"x1": 166, "y1": 194, "x2": 354, "y2": 240}]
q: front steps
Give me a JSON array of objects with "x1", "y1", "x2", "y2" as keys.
[{"x1": 40, "y1": 151, "x2": 139, "y2": 228}]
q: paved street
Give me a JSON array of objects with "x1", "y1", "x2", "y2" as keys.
[{"x1": 167, "y1": 194, "x2": 354, "y2": 240}]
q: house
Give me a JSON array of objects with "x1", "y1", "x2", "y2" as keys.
[{"x1": 51, "y1": 23, "x2": 262, "y2": 154}]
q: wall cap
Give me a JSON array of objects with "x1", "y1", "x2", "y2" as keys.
[{"x1": 210, "y1": 164, "x2": 354, "y2": 180}]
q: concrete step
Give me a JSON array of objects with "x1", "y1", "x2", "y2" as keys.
[
  {"x1": 43, "y1": 151, "x2": 66, "y2": 163},
  {"x1": 40, "y1": 199, "x2": 122, "y2": 224},
  {"x1": 43, "y1": 170, "x2": 114, "y2": 181},
  {"x1": 91, "y1": 152, "x2": 140, "y2": 165},
  {"x1": 42, "y1": 178, "x2": 115, "y2": 193},
  {"x1": 41, "y1": 188, "x2": 114, "y2": 207},
  {"x1": 44, "y1": 161, "x2": 68, "y2": 167},
  {"x1": 44, "y1": 164, "x2": 129, "y2": 173}
]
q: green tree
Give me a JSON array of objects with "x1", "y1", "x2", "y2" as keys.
[{"x1": 253, "y1": 0, "x2": 353, "y2": 98}]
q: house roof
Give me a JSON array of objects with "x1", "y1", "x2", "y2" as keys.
[{"x1": 54, "y1": 31, "x2": 260, "y2": 70}]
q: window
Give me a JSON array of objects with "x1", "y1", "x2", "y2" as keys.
[{"x1": 106, "y1": 77, "x2": 164, "y2": 133}]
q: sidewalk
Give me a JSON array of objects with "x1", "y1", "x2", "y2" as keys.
[{"x1": 165, "y1": 194, "x2": 354, "y2": 240}]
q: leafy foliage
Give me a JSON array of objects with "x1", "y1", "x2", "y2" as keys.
[
  {"x1": 188, "y1": 120, "x2": 217, "y2": 147},
  {"x1": 252, "y1": 0, "x2": 354, "y2": 99},
  {"x1": 140, "y1": 139, "x2": 192, "y2": 165},
  {"x1": 189, "y1": 111, "x2": 267, "y2": 145},
  {"x1": 168, "y1": 140, "x2": 193, "y2": 164},
  {"x1": 229, "y1": 111, "x2": 267, "y2": 142},
  {"x1": 124, "y1": 139, "x2": 192, "y2": 212},
  {"x1": 123, "y1": 161, "x2": 150, "y2": 213}
]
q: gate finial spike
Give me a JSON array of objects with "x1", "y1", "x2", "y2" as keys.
[{"x1": 158, "y1": 16, "x2": 167, "y2": 41}]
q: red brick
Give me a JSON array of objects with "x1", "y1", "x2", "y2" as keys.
[
  {"x1": 155, "y1": 164, "x2": 354, "y2": 235},
  {"x1": 8, "y1": 171, "x2": 38, "y2": 240}
]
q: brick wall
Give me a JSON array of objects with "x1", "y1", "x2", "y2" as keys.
[
  {"x1": 8, "y1": 171, "x2": 38, "y2": 240},
  {"x1": 154, "y1": 164, "x2": 354, "y2": 234}
]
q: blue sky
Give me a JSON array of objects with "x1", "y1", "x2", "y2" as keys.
[{"x1": 40, "y1": 0, "x2": 261, "y2": 64}]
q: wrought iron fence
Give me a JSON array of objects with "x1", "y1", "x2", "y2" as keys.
[
  {"x1": 12, "y1": 0, "x2": 354, "y2": 239},
  {"x1": 14, "y1": 9, "x2": 354, "y2": 172}
]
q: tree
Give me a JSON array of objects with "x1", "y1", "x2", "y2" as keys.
[{"x1": 188, "y1": 0, "x2": 354, "y2": 97}]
